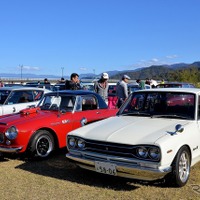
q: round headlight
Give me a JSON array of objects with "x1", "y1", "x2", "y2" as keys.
[
  {"x1": 5, "y1": 126, "x2": 18, "y2": 140},
  {"x1": 77, "y1": 139, "x2": 85, "y2": 149},
  {"x1": 68, "y1": 138, "x2": 76, "y2": 148},
  {"x1": 149, "y1": 147, "x2": 160, "y2": 160},
  {"x1": 137, "y1": 147, "x2": 148, "y2": 158}
]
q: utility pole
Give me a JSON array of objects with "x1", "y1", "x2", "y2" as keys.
[
  {"x1": 61, "y1": 67, "x2": 64, "y2": 78},
  {"x1": 20, "y1": 64, "x2": 23, "y2": 80}
]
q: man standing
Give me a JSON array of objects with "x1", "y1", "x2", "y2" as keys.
[
  {"x1": 65, "y1": 73, "x2": 81, "y2": 90},
  {"x1": 116, "y1": 75, "x2": 131, "y2": 108},
  {"x1": 150, "y1": 78, "x2": 158, "y2": 88},
  {"x1": 94, "y1": 72, "x2": 109, "y2": 104},
  {"x1": 136, "y1": 79, "x2": 145, "y2": 89},
  {"x1": 0, "y1": 80, "x2": 4, "y2": 87}
]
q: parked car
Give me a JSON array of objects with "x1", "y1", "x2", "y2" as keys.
[
  {"x1": 66, "y1": 88, "x2": 200, "y2": 187},
  {"x1": 25, "y1": 82, "x2": 54, "y2": 90},
  {"x1": 128, "y1": 83, "x2": 151, "y2": 94},
  {"x1": 0, "y1": 90, "x2": 118, "y2": 158},
  {"x1": 156, "y1": 82, "x2": 195, "y2": 88},
  {"x1": 0, "y1": 87, "x2": 50, "y2": 116},
  {"x1": 108, "y1": 83, "x2": 117, "y2": 109},
  {"x1": 81, "y1": 82, "x2": 95, "y2": 91},
  {"x1": 4, "y1": 83, "x2": 24, "y2": 87},
  {"x1": 108, "y1": 83, "x2": 117, "y2": 95},
  {"x1": 52, "y1": 83, "x2": 66, "y2": 91}
]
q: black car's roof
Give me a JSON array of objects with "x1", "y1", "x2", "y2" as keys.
[
  {"x1": 49, "y1": 90, "x2": 96, "y2": 95},
  {"x1": 44, "y1": 90, "x2": 108, "y2": 109}
]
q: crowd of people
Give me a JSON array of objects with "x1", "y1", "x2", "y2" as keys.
[
  {"x1": 0, "y1": 72, "x2": 162, "y2": 109},
  {"x1": 59, "y1": 72, "x2": 131, "y2": 109}
]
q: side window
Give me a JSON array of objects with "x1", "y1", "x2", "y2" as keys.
[
  {"x1": 6, "y1": 91, "x2": 23, "y2": 104},
  {"x1": 82, "y1": 96, "x2": 97, "y2": 111},
  {"x1": 6, "y1": 90, "x2": 35, "y2": 104},
  {"x1": 198, "y1": 96, "x2": 200, "y2": 120},
  {"x1": 60, "y1": 96, "x2": 74, "y2": 111},
  {"x1": 18, "y1": 91, "x2": 33, "y2": 103}
]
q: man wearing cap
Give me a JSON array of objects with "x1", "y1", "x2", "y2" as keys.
[
  {"x1": 94, "y1": 72, "x2": 109, "y2": 104},
  {"x1": 116, "y1": 74, "x2": 131, "y2": 108}
]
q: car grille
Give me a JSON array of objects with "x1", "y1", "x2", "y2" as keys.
[
  {"x1": 0, "y1": 133, "x2": 5, "y2": 143},
  {"x1": 82, "y1": 139, "x2": 158, "y2": 162}
]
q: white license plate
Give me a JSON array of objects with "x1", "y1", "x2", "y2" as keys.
[{"x1": 95, "y1": 161, "x2": 117, "y2": 176}]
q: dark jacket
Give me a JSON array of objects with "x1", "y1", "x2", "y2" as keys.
[{"x1": 65, "y1": 80, "x2": 81, "y2": 90}]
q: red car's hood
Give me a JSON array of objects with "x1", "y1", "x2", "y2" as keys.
[{"x1": 0, "y1": 107, "x2": 62, "y2": 126}]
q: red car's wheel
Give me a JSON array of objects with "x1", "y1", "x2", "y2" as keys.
[{"x1": 28, "y1": 130, "x2": 55, "y2": 158}]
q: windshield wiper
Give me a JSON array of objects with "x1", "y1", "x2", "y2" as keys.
[
  {"x1": 151, "y1": 114, "x2": 192, "y2": 119},
  {"x1": 121, "y1": 112, "x2": 151, "y2": 117}
]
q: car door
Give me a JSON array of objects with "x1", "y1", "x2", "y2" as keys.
[
  {"x1": 71, "y1": 95, "x2": 105, "y2": 130},
  {"x1": 196, "y1": 95, "x2": 200, "y2": 158}
]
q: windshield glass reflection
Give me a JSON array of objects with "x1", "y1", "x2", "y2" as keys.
[{"x1": 119, "y1": 92, "x2": 195, "y2": 120}]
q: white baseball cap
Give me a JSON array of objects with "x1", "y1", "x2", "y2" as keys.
[
  {"x1": 123, "y1": 75, "x2": 131, "y2": 80},
  {"x1": 102, "y1": 72, "x2": 109, "y2": 79}
]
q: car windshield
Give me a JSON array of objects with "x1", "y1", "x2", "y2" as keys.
[
  {"x1": 119, "y1": 91, "x2": 195, "y2": 120},
  {"x1": 39, "y1": 95, "x2": 76, "y2": 111},
  {"x1": 0, "y1": 90, "x2": 10, "y2": 104}
]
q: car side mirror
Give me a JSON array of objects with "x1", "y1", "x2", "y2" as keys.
[{"x1": 175, "y1": 124, "x2": 184, "y2": 133}]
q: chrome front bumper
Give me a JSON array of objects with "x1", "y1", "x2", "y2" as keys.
[
  {"x1": 0, "y1": 146, "x2": 23, "y2": 153},
  {"x1": 66, "y1": 151, "x2": 172, "y2": 181}
]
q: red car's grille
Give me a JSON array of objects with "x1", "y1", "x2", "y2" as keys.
[{"x1": 0, "y1": 133, "x2": 5, "y2": 143}]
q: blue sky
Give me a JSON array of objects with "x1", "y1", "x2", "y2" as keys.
[{"x1": 0, "y1": 0, "x2": 200, "y2": 77}]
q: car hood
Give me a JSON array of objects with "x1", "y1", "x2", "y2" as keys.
[
  {"x1": 70, "y1": 116, "x2": 189, "y2": 145},
  {"x1": 0, "y1": 109, "x2": 61, "y2": 126}
]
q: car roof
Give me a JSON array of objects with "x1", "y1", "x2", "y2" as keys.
[
  {"x1": 0, "y1": 86, "x2": 51, "y2": 92},
  {"x1": 48, "y1": 90, "x2": 98, "y2": 96},
  {"x1": 44, "y1": 89, "x2": 108, "y2": 108},
  {"x1": 136, "y1": 87, "x2": 200, "y2": 94},
  {"x1": 81, "y1": 82, "x2": 94, "y2": 85},
  {"x1": 159, "y1": 82, "x2": 193, "y2": 84}
]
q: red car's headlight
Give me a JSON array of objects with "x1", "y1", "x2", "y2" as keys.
[{"x1": 5, "y1": 126, "x2": 18, "y2": 140}]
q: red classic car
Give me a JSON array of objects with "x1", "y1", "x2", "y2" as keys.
[{"x1": 0, "y1": 90, "x2": 118, "y2": 158}]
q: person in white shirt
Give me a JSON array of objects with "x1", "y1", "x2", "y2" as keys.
[
  {"x1": 94, "y1": 72, "x2": 109, "y2": 104},
  {"x1": 150, "y1": 79, "x2": 158, "y2": 88}
]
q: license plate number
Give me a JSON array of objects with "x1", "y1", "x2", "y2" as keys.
[{"x1": 95, "y1": 161, "x2": 117, "y2": 176}]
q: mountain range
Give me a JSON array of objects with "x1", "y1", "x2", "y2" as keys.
[
  {"x1": 1, "y1": 61, "x2": 200, "y2": 80},
  {"x1": 109, "y1": 61, "x2": 200, "y2": 80}
]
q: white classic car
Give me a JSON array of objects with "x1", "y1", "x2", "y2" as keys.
[
  {"x1": 66, "y1": 88, "x2": 200, "y2": 187},
  {"x1": 0, "y1": 87, "x2": 50, "y2": 116}
]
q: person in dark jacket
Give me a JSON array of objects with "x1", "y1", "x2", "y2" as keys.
[
  {"x1": 116, "y1": 74, "x2": 131, "y2": 108},
  {"x1": 65, "y1": 73, "x2": 81, "y2": 90}
]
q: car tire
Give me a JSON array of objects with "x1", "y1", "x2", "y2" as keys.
[
  {"x1": 166, "y1": 146, "x2": 191, "y2": 187},
  {"x1": 28, "y1": 130, "x2": 55, "y2": 158}
]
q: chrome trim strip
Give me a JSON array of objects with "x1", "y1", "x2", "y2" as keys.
[
  {"x1": 0, "y1": 146, "x2": 23, "y2": 153},
  {"x1": 66, "y1": 151, "x2": 171, "y2": 181}
]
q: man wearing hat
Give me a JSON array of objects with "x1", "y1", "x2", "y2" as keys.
[
  {"x1": 94, "y1": 72, "x2": 109, "y2": 104},
  {"x1": 116, "y1": 74, "x2": 131, "y2": 108}
]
